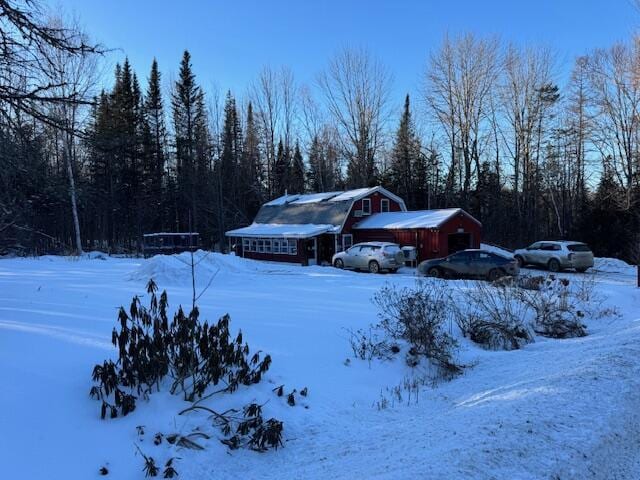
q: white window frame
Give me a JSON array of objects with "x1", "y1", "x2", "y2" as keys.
[
  {"x1": 361, "y1": 198, "x2": 371, "y2": 215},
  {"x1": 273, "y1": 239, "x2": 280, "y2": 254},
  {"x1": 380, "y1": 198, "x2": 390, "y2": 213},
  {"x1": 264, "y1": 239, "x2": 272, "y2": 253},
  {"x1": 288, "y1": 239, "x2": 297, "y2": 255},
  {"x1": 342, "y1": 234, "x2": 353, "y2": 251},
  {"x1": 243, "y1": 238, "x2": 250, "y2": 252}
]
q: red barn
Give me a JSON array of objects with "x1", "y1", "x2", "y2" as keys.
[
  {"x1": 352, "y1": 208, "x2": 481, "y2": 262},
  {"x1": 225, "y1": 187, "x2": 481, "y2": 265}
]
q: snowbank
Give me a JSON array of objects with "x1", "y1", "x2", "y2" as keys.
[
  {"x1": 1, "y1": 251, "x2": 640, "y2": 479},
  {"x1": 594, "y1": 257, "x2": 636, "y2": 274}
]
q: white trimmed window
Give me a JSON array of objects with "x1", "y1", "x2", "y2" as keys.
[
  {"x1": 273, "y1": 239, "x2": 280, "y2": 254},
  {"x1": 257, "y1": 239, "x2": 264, "y2": 253},
  {"x1": 380, "y1": 198, "x2": 390, "y2": 213},
  {"x1": 264, "y1": 239, "x2": 272, "y2": 253},
  {"x1": 243, "y1": 238, "x2": 250, "y2": 252},
  {"x1": 342, "y1": 234, "x2": 353, "y2": 250},
  {"x1": 361, "y1": 198, "x2": 371, "y2": 215},
  {"x1": 288, "y1": 239, "x2": 297, "y2": 255}
]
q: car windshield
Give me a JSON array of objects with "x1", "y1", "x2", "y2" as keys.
[{"x1": 567, "y1": 243, "x2": 591, "y2": 252}]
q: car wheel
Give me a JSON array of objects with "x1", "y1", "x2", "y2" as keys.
[
  {"x1": 548, "y1": 259, "x2": 561, "y2": 272},
  {"x1": 427, "y1": 267, "x2": 440, "y2": 278},
  {"x1": 515, "y1": 255, "x2": 525, "y2": 268},
  {"x1": 487, "y1": 268, "x2": 502, "y2": 282},
  {"x1": 368, "y1": 260, "x2": 380, "y2": 274},
  {"x1": 334, "y1": 258, "x2": 344, "y2": 269},
  {"x1": 576, "y1": 267, "x2": 588, "y2": 273}
]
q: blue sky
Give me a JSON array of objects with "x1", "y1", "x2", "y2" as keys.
[{"x1": 60, "y1": 0, "x2": 638, "y2": 104}]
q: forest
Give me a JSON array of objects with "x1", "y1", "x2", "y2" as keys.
[{"x1": 1, "y1": 0, "x2": 639, "y2": 262}]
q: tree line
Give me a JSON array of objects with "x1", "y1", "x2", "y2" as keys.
[{"x1": 0, "y1": 1, "x2": 638, "y2": 262}]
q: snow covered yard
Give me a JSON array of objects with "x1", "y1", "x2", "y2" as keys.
[{"x1": 1, "y1": 252, "x2": 640, "y2": 479}]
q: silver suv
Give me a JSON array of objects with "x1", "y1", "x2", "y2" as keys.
[
  {"x1": 514, "y1": 241, "x2": 594, "y2": 273},
  {"x1": 332, "y1": 242, "x2": 404, "y2": 273}
]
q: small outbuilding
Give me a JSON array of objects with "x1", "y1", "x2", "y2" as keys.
[{"x1": 353, "y1": 208, "x2": 481, "y2": 261}]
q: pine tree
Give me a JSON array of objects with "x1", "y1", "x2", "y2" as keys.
[
  {"x1": 307, "y1": 135, "x2": 324, "y2": 192},
  {"x1": 172, "y1": 50, "x2": 205, "y2": 234},
  {"x1": 218, "y1": 91, "x2": 243, "y2": 230},
  {"x1": 288, "y1": 141, "x2": 305, "y2": 194},
  {"x1": 142, "y1": 59, "x2": 167, "y2": 232},
  {"x1": 273, "y1": 139, "x2": 289, "y2": 197},
  {"x1": 241, "y1": 102, "x2": 264, "y2": 218},
  {"x1": 388, "y1": 94, "x2": 421, "y2": 208}
]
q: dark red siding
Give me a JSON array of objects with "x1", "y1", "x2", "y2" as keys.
[
  {"x1": 354, "y1": 211, "x2": 481, "y2": 262},
  {"x1": 342, "y1": 191, "x2": 403, "y2": 233}
]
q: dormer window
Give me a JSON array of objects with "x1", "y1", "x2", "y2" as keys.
[
  {"x1": 380, "y1": 198, "x2": 390, "y2": 213},
  {"x1": 361, "y1": 198, "x2": 371, "y2": 215}
]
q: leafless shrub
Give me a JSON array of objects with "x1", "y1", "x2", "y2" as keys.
[
  {"x1": 374, "y1": 374, "x2": 429, "y2": 410},
  {"x1": 372, "y1": 281, "x2": 461, "y2": 378},
  {"x1": 456, "y1": 281, "x2": 533, "y2": 350},
  {"x1": 519, "y1": 276, "x2": 587, "y2": 338},
  {"x1": 346, "y1": 327, "x2": 394, "y2": 365}
]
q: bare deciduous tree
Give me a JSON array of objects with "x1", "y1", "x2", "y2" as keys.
[
  {"x1": 318, "y1": 47, "x2": 392, "y2": 188},
  {"x1": 250, "y1": 66, "x2": 298, "y2": 198},
  {"x1": 586, "y1": 39, "x2": 640, "y2": 209},
  {"x1": 42, "y1": 15, "x2": 99, "y2": 255}
]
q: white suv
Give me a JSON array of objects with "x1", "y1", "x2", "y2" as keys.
[
  {"x1": 514, "y1": 241, "x2": 594, "y2": 273},
  {"x1": 332, "y1": 242, "x2": 404, "y2": 273}
]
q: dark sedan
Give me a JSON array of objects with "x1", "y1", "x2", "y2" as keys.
[{"x1": 417, "y1": 249, "x2": 519, "y2": 281}]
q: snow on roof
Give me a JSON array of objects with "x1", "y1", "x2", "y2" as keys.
[
  {"x1": 353, "y1": 209, "x2": 471, "y2": 230},
  {"x1": 225, "y1": 223, "x2": 335, "y2": 239},
  {"x1": 326, "y1": 188, "x2": 374, "y2": 202},
  {"x1": 286, "y1": 191, "x2": 343, "y2": 204},
  {"x1": 263, "y1": 187, "x2": 406, "y2": 208},
  {"x1": 143, "y1": 232, "x2": 199, "y2": 237},
  {"x1": 264, "y1": 194, "x2": 300, "y2": 206}
]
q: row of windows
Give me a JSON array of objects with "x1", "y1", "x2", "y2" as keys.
[
  {"x1": 360, "y1": 198, "x2": 390, "y2": 215},
  {"x1": 243, "y1": 238, "x2": 298, "y2": 255}
]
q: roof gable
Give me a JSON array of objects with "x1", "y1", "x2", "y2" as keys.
[
  {"x1": 353, "y1": 208, "x2": 481, "y2": 230},
  {"x1": 252, "y1": 187, "x2": 407, "y2": 230},
  {"x1": 264, "y1": 186, "x2": 407, "y2": 210}
]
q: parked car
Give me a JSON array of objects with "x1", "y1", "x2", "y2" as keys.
[
  {"x1": 513, "y1": 241, "x2": 594, "y2": 273},
  {"x1": 332, "y1": 242, "x2": 404, "y2": 273},
  {"x1": 417, "y1": 249, "x2": 519, "y2": 281}
]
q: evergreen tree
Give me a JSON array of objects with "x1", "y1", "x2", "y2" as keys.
[
  {"x1": 288, "y1": 141, "x2": 305, "y2": 194},
  {"x1": 218, "y1": 91, "x2": 243, "y2": 231},
  {"x1": 388, "y1": 94, "x2": 421, "y2": 208},
  {"x1": 273, "y1": 139, "x2": 289, "y2": 197},
  {"x1": 307, "y1": 135, "x2": 324, "y2": 192},
  {"x1": 142, "y1": 59, "x2": 167, "y2": 232},
  {"x1": 172, "y1": 50, "x2": 208, "y2": 235},
  {"x1": 241, "y1": 102, "x2": 264, "y2": 218}
]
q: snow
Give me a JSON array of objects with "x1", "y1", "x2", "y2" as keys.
[
  {"x1": 264, "y1": 189, "x2": 373, "y2": 206},
  {"x1": 480, "y1": 242, "x2": 515, "y2": 257},
  {"x1": 264, "y1": 194, "x2": 302, "y2": 206},
  {"x1": 286, "y1": 191, "x2": 343, "y2": 204},
  {"x1": 354, "y1": 208, "x2": 463, "y2": 229},
  {"x1": 1, "y1": 252, "x2": 640, "y2": 479},
  {"x1": 327, "y1": 187, "x2": 374, "y2": 202},
  {"x1": 143, "y1": 232, "x2": 199, "y2": 237},
  {"x1": 225, "y1": 223, "x2": 335, "y2": 238}
]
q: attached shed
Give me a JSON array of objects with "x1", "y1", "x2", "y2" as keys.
[{"x1": 353, "y1": 208, "x2": 481, "y2": 262}]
